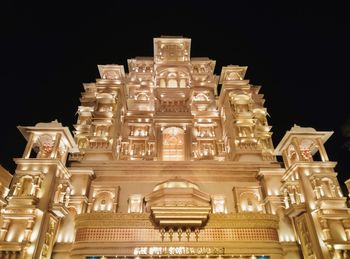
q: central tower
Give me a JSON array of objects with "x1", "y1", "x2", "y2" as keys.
[{"x1": 73, "y1": 36, "x2": 275, "y2": 163}]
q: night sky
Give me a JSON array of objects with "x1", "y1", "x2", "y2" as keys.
[{"x1": 1, "y1": 3, "x2": 349, "y2": 192}]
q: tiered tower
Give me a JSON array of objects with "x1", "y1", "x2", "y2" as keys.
[
  {"x1": 0, "y1": 36, "x2": 349, "y2": 259},
  {"x1": 0, "y1": 122, "x2": 77, "y2": 258},
  {"x1": 72, "y1": 37, "x2": 274, "y2": 163},
  {"x1": 275, "y1": 126, "x2": 350, "y2": 258}
]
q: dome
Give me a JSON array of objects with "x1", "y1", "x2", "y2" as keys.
[{"x1": 153, "y1": 178, "x2": 200, "y2": 191}]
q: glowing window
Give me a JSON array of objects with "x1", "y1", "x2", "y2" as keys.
[
  {"x1": 179, "y1": 79, "x2": 186, "y2": 88},
  {"x1": 168, "y1": 79, "x2": 178, "y2": 88},
  {"x1": 162, "y1": 127, "x2": 185, "y2": 161},
  {"x1": 160, "y1": 79, "x2": 166, "y2": 88}
]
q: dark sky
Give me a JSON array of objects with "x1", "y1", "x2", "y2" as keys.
[{"x1": 1, "y1": 3, "x2": 349, "y2": 191}]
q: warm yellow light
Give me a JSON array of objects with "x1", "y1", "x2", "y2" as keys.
[
  {"x1": 27, "y1": 245, "x2": 35, "y2": 255},
  {"x1": 18, "y1": 233, "x2": 24, "y2": 242},
  {"x1": 309, "y1": 202, "x2": 316, "y2": 210},
  {"x1": 6, "y1": 229, "x2": 14, "y2": 242},
  {"x1": 57, "y1": 234, "x2": 62, "y2": 242}
]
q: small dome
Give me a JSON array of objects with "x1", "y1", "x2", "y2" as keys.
[{"x1": 153, "y1": 178, "x2": 199, "y2": 191}]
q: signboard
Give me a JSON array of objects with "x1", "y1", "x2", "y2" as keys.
[{"x1": 134, "y1": 247, "x2": 225, "y2": 256}]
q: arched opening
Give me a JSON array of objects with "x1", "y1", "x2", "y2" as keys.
[
  {"x1": 159, "y1": 79, "x2": 166, "y2": 88},
  {"x1": 320, "y1": 178, "x2": 334, "y2": 197},
  {"x1": 194, "y1": 93, "x2": 209, "y2": 102},
  {"x1": 93, "y1": 191, "x2": 114, "y2": 211},
  {"x1": 136, "y1": 93, "x2": 149, "y2": 101},
  {"x1": 240, "y1": 192, "x2": 261, "y2": 212},
  {"x1": 168, "y1": 78, "x2": 178, "y2": 88},
  {"x1": 78, "y1": 137, "x2": 89, "y2": 149},
  {"x1": 162, "y1": 127, "x2": 185, "y2": 161},
  {"x1": 179, "y1": 78, "x2": 187, "y2": 88},
  {"x1": 19, "y1": 176, "x2": 33, "y2": 196}
]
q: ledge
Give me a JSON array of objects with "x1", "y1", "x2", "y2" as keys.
[{"x1": 75, "y1": 212, "x2": 279, "y2": 229}]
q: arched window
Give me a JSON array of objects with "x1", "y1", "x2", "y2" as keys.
[
  {"x1": 162, "y1": 127, "x2": 185, "y2": 161},
  {"x1": 136, "y1": 93, "x2": 149, "y2": 101},
  {"x1": 168, "y1": 79, "x2": 178, "y2": 88},
  {"x1": 159, "y1": 79, "x2": 166, "y2": 88},
  {"x1": 240, "y1": 192, "x2": 261, "y2": 212},
  {"x1": 179, "y1": 79, "x2": 186, "y2": 88},
  {"x1": 93, "y1": 191, "x2": 114, "y2": 211}
]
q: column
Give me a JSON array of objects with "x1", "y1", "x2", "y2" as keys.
[
  {"x1": 50, "y1": 133, "x2": 62, "y2": 159},
  {"x1": 282, "y1": 149, "x2": 290, "y2": 168},
  {"x1": 291, "y1": 137, "x2": 303, "y2": 161},
  {"x1": 9, "y1": 251, "x2": 18, "y2": 259},
  {"x1": 185, "y1": 125, "x2": 192, "y2": 161},
  {"x1": 316, "y1": 138, "x2": 329, "y2": 162},
  {"x1": 0, "y1": 219, "x2": 10, "y2": 241},
  {"x1": 156, "y1": 125, "x2": 162, "y2": 161},
  {"x1": 24, "y1": 219, "x2": 35, "y2": 241},
  {"x1": 22, "y1": 133, "x2": 34, "y2": 159}
]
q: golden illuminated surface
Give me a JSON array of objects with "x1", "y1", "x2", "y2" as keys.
[{"x1": 0, "y1": 36, "x2": 350, "y2": 259}]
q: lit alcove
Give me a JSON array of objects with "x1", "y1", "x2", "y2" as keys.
[
  {"x1": 168, "y1": 78, "x2": 178, "y2": 88},
  {"x1": 128, "y1": 194, "x2": 143, "y2": 213},
  {"x1": 211, "y1": 195, "x2": 227, "y2": 214},
  {"x1": 162, "y1": 127, "x2": 185, "y2": 161}
]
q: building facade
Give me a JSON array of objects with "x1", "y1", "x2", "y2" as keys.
[{"x1": 1, "y1": 36, "x2": 350, "y2": 259}]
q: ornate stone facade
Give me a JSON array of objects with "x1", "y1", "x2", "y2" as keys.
[{"x1": 0, "y1": 36, "x2": 350, "y2": 258}]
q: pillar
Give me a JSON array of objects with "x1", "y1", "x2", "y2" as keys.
[
  {"x1": 156, "y1": 125, "x2": 162, "y2": 160},
  {"x1": 50, "y1": 133, "x2": 62, "y2": 159},
  {"x1": 291, "y1": 137, "x2": 303, "y2": 161},
  {"x1": 185, "y1": 125, "x2": 192, "y2": 160},
  {"x1": 282, "y1": 149, "x2": 290, "y2": 168},
  {"x1": 22, "y1": 133, "x2": 34, "y2": 159},
  {"x1": 0, "y1": 219, "x2": 10, "y2": 241},
  {"x1": 316, "y1": 138, "x2": 329, "y2": 162}
]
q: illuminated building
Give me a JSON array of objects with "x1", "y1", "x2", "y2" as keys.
[{"x1": 1, "y1": 36, "x2": 350, "y2": 258}]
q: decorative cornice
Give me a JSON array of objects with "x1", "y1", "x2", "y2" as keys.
[
  {"x1": 282, "y1": 161, "x2": 337, "y2": 181},
  {"x1": 14, "y1": 158, "x2": 71, "y2": 178}
]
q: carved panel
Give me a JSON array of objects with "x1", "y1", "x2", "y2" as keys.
[{"x1": 75, "y1": 227, "x2": 278, "y2": 242}]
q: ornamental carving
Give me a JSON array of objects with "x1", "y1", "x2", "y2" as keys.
[
  {"x1": 207, "y1": 213, "x2": 279, "y2": 229},
  {"x1": 75, "y1": 212, "x2": 154, "y2": 228}
]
